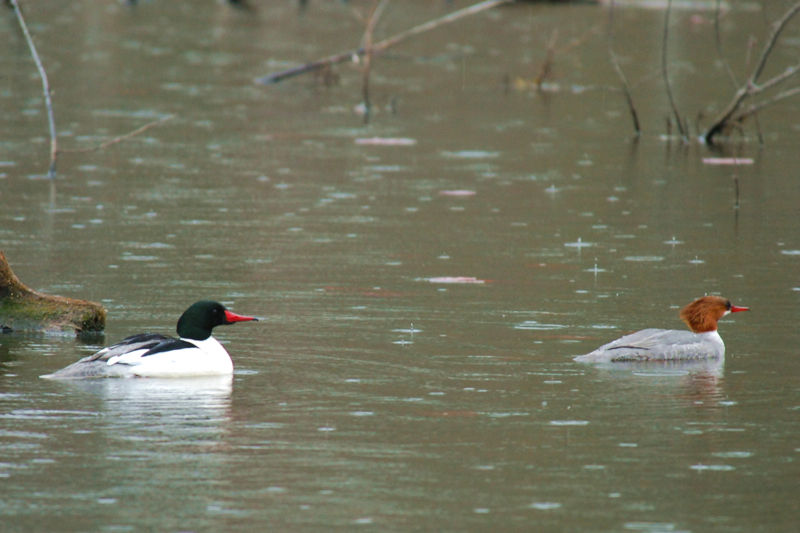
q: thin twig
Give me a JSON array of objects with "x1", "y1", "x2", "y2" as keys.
[
  {"x1": 608, "y1": 0, "x2": 640, "y2": 137},
  {"x1": 59, "y1": 115, "x2": 175, "y2": 154},
  {"x1": 704, "y1": 0, "x2": 800, "y2": 143},
  {"x1": 534, "y1": 28, "x2": 558, "y2": 87},
  {"x1": 749, "y1": 61, "x2": 800, "y2": 94},
  {"x1": 558, "y1": 26, "x2": 601, "y2": 55},
  {"x1": 733, "y1": 85, "x2": 800, "y2": 121},
  {"x1": 10, "y1": 0, "x2": 58, "y2": 178},
  {"x1": 744, "y1": 35, "x2": 756, "y2": 70},
  {"x1": 628, "y1": 68, "x2": 664, "y2": 92},
  {"x1": 750, "y1": 3, "x2": 800, "y2": 83},
  {"x1": 359, "y1": 0, "x2": 391, "y2": 44},
  {"x1": 714, "y1": 0, "x2": 738, "y2": 87},
  {"x1": 662, "y1": 0, "x2": 687, "y2": 143},
  {"x1": 508, "y1": 24, "x2": 600, "y2": 92},
  {"x1": 255, "y1": 0, "x2": 514, "y2": 85},
  {"x1": 348, "y1": 3, "x2": 368, "y2": 24}
]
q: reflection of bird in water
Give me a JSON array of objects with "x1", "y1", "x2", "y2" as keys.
[
  {"x1": 67, "y1": 376, "x2": 234, "y2": 454},
  {"x1": 72, "y1": 375, "x2": 234, "y2": 415},
  {"x1": 585, "y1": 358, "x2": 728, "y2": 405},
  {"x1": 575, "y1": 296, "x2": 748, "y2": 363},
  {"x1": 42, "y1": 301, "x2": 258, "y2": 379}
]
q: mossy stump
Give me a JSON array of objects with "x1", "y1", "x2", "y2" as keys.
[{"x1": 0, "y1": 251, "x2": 106, "y2": 334}]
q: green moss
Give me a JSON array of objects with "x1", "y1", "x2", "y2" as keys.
[
  {"x1": 0, "y1": 252, "x2": 105, "y2": 334},
  {"x1": 0, "y1": 295, "x2": 106, "y2": 333}
]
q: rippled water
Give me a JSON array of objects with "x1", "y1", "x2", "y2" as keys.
[{"x1": 2, "y1": 1, "x2": 800, "y2": 532}]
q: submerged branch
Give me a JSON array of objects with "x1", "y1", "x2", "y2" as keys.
[
  {"x1": 58, "y1": 115, "x2": 175, "y2": 154},
  {"x1": 255, "y1": 0, "x2": 514, "y2": 85},
  {"x1": 10, "y1": 0, "x2": 58, "y2": 178}
]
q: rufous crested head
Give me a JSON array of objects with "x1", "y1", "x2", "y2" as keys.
[{"x1": 679, "y1": 295, "x2": 749, "y2": 334}]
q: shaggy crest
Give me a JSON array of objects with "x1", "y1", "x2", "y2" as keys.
[{"x1": 679, "y1": 296, "x2": 737, "y2": 333}]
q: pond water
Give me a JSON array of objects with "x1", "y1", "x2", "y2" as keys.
[{"x1": 2, "y1": 1, "x2": 800, "y2": 532}]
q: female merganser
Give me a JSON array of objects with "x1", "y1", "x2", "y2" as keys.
[
  {"x1": 41, "y1": 300, "x2": 258, "y2": 379},
  {"x1": 574, "y1": 296, "x2": 748, "y2": 363}
]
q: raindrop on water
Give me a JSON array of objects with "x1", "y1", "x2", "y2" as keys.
[
  {"x1": 585, "y1": 259, "x2": 606, "y2": 274},
  {"x1": 565, "y1": 237, "x2": 593, "y2": 249}
]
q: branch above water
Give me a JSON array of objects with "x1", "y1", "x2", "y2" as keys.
[
  {"x1": 10, "y1": 0, "x2": 58, "y2": 178},
  {"x1": 704, "y1": 0, "x2": 800, "y2": 144},
  {"x1": 255, "y1": 0, "x2": 515, "y2": 85}
]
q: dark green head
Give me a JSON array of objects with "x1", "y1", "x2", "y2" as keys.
[{"x1": 176, "y1": 300, "x2": 257, "y2": 340}]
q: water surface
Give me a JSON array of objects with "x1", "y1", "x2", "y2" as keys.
[{"x1": 2, "y1": 1, "x2": 799, "y2": 532}]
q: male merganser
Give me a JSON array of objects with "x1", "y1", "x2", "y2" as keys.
[
  {"x1": 574, "y1": 296, "x2": 748, "y2": 363},
  {"x1": 41, "y1": 300, "x2": 258, "y2": 379}
]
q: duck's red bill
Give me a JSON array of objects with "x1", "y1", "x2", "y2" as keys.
[
  {"x1": 730, "y1": 305, "x2": 749, "y2": 313},
  {"x1": 224, "y1": 310, "x2": 259, "y2": 323}
]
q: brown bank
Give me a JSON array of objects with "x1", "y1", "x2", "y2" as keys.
[{"x1": 0, "y1": 252, "x2": 105, "y2": 334}]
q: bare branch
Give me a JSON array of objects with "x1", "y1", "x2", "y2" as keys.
[
  {"x1": 534, "y1": 28, "x2": 558, "y2": 87},
  {"x1": 662, "y1": 0, "x2": 688, "y2": 143},
  {"x1": 360, "y1": 0, "x2": 391, "y2": 124},
  {"x1": 705, "y1": 0, "x2": 800, "y2": 143},
  {"x1": 714, "y1": 0, "x2": 738, "y2": 87},
  {"x1": 10, "y1": 0, "x2": 58, "y2": 178},
  {"x1": 751, "y1": 61, "x2": 800, "y2": 94},
  {"x1": 733, "y1": 85, "x2": 800, "y2": 121},
  {"x1": 255, "y1": 0, "x2": 514, "y2": 85},
  {"x1": 608, "y1": 0, "x2": 640, "y2": 137},
  {"x1": 749, "y1": 1, "x2": 800, "y2": 84},
  {"x1": 360, "y1": 0, "x2": 391, "y2": 50}
]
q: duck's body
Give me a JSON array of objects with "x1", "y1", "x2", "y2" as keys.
[
  {"x1": 575, "y1": 296, "x2": 747, "y2": 363},
  {"x1": 41, "y1": 301, "x2": 257, "y2": 379},
  {"x1": 575, "y1": 328, "x2": 726, "y2": 363}
]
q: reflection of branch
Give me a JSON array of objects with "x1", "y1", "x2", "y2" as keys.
[
  {"x1": 256, "y1": 0, "x2": 513, "y2": 85},
  {"x1": 662, "y1": 0, "x2": 687, "y2": 142},
  {"x1": 705, "y1": 1, "x2": 800, "y2": 144},
  {"x1": 608, "y1": 0, "x2": 640, "y2": 137},
  {"x1": 59, "y1": 115, "x2": 175, "y2": 154},
  {"x1": 10, "y1": 0, "x2": 58, "y2": 178}
]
